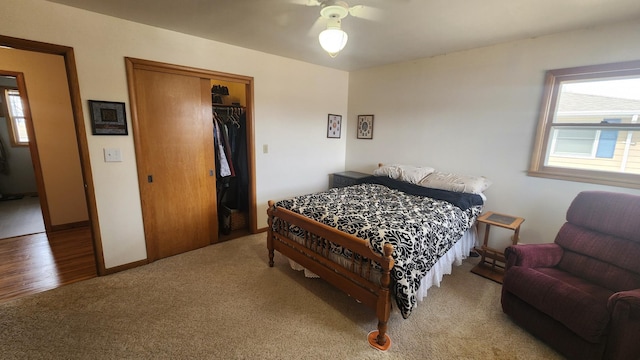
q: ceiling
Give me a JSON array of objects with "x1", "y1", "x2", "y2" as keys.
[{"x1": 45, "y1": 0, "x2": 640, "y2": 72}]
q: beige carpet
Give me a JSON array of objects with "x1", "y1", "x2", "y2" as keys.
[
  {"x1": 0, "y1": 233, "x2": 562, "y2": 359},
  {"x1": 0, "y1": 195, "x2": 45, "y2": 239}
]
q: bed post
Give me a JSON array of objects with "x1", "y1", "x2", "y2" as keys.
[
  {"x1": 267, "y1": 200, "x2": 275, "y2": 267},
  {"x1": 368, "y1": 243, "x2": 394, "y2": 351}
]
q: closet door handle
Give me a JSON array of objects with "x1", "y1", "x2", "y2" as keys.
[
  {"x1": 148, "y1": 175, "x2": 153, "y2": 183},
  {"x1": 209, "y1": 170, "x2": 214, "y2": 177}
]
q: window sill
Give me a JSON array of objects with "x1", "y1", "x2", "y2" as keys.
[{"x1": 527, "y1": 169, "x2": 640, "y2": 190}]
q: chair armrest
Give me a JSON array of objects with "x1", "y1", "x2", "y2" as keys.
[
  {"x1": 504, "y1": 243, "x2": 563, "y2": 271},
  {"x1": 605, "y1": 289, "x2": 640, "y2": 359},
  {"x1": 608, "y1": 289, "x2": 640, "y2": 315}
]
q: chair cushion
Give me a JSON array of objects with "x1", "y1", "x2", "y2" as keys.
[
  {"x1": 566, "y1": 191, "x2": 640, "y2": 244},
  {"x1": 556, "y1": 223, "x2": 640, "y2": 281},
  {"x1": 557, "y1": 248, "x2": 640, "y2": 293},
  {"x1": 504, "y1": 266, "x2": 613, "y2": 343}
]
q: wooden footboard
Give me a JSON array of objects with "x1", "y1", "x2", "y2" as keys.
[{"x1": 267, "y1": 200, "x2": 394, "y2": 350}]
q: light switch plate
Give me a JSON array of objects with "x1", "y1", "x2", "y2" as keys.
[{"x1": 104, "y1": 148, "x2": 122, "y2": 162}]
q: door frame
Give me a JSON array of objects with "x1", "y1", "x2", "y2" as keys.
[
  {"x1": 0, "y1": 35, "x2": 106, "y2": 275},
  {"x1": 125, "y1": 57, "x2": 257, "y2": 259}
]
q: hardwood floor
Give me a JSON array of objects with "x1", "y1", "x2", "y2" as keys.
[{"x1": 0, "y1": 227, "x2": 97, "y2": 303}]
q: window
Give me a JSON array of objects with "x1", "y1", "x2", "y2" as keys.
[
  {"x1": 3, "y1": 88, "x2": 29, "y2": 145},
  {"x1": 529, "y1": 60, "x2": 640, "y2": 189}
]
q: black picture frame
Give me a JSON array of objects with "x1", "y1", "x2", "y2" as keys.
[
  {"x1": 357, "y1": 114, "x2": 374, "y2": 139},
  {"x1": 327, "y1": 114, "x2": 342, "y2": 138},
  {"x1": 89, "y1": 100, "x2": 128, "y2": 135}
]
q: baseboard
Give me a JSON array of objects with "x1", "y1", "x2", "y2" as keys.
[
  {"x1": 0, "y1": 191, "x2": 38, "y2": 197},
  {"x1": 50, "y1": 221, "x2": 90, "y2": 232},
  {"x1": 103, "y1": 258, "x2": 149, "y2": 275}
]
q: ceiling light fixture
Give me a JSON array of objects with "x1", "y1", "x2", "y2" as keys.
[
  {"x1": 318, "y1": 20, "x2": 348, "y2": 57},
  {"x1": 318, "y1": 2, "x2": 350, "y2": 58}
]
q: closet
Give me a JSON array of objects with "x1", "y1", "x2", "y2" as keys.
[
  {"x1": 211, "y1": 80, "x2": 250, "y2": 240},
  {"x1": 126, "y1": 58, "x2": 255, "y2": 262}
]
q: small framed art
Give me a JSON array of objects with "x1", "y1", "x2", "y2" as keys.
[
  {"x1": 89, "y1": 100, "x2": 128, "y2": 135},
  {"x1": 327, "y1": 114, "x2": 342, "y2": 138},
  {"x1": 357, "y1": 114, "x2": 374, "y2": 139}
]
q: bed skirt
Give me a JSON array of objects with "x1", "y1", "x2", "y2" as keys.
[{"x1": 289, "y1": 225, "x2": 479, "y2": 305}]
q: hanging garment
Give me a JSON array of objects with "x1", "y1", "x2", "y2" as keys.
[
  {"x1": 233, "y1": 113, "x2": 249, "y2": 212},
  {"x1": 220, "y1": 121, "x2": 236, "y2": 177},
  {"x1": 213, "y1": 118, "x2": 231, "y2": 178},
  {"x1": 212, "y1": 106, "x2": 248, "y2": 213}
]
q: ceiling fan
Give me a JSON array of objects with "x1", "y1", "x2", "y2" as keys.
[{"x1": 292, "y1": 0, "x2": 381, "y2": 57}]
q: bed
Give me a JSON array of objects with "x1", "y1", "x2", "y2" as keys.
[{"x1": 266, "y1": 168, "x2": 487, "y2": 350}]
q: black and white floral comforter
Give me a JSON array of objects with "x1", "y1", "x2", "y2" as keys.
[{"x1": 275, "y1": 176, "x2": 484, "y2": 319}]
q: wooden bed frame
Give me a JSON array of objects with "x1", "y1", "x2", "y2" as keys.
[{"x1": 267, "y1": 200, "x2": 395, "y2": 351}]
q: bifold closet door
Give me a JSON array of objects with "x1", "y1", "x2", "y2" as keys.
[{"x1": 132, "y1": 69, "x2": 217, "y2": 261}]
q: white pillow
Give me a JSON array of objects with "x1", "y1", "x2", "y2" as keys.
[
  {"x1": 373, "y1": 164, "x2": 435, "y2": 184},
  {"x1": 418, "y1": 171, "x2": 491, "y2": 194},
  {"x1": 400, "y1": 165, "x2": 436, "y2": 184},
  {"x1": 373, "y1": 164, "x2": 403, "y2": 179}
]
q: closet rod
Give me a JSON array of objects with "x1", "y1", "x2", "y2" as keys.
[
  {"x1": 212, "y1": 104, "x2": 245, "y2": 109},
  {"x1": 213, "y1": 105, "x2": 244, "y2": 114}
]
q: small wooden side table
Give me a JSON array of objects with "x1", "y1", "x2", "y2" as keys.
[{"x1": 471, "y1": 211, "x2": 525, "y2": 284}]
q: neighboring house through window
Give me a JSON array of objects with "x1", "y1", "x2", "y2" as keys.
[{"x1": 595, "y1": 118, "x2": 621, "y2": 159}]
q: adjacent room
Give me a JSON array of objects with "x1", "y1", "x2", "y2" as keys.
[{"x1": 1, "y1": 0, "x2": 639, "y2": 358}]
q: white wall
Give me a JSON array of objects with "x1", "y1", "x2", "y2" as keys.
[
  {"x1": 0, "y1": 0, "x2": 348, "y2": 269},
  {"x1": 347, "y1": 20, "x2": 640, "y2": 248}
]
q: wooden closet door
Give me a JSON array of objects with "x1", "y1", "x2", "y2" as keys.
[{"x1": 133, "y1": 69, "x2": 217, "y2": 261}]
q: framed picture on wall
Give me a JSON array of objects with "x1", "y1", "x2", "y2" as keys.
[
  {"x1": 89, "y1": 100, "x2": 128, "y2": 135},
  {"x1": 357, "y1": 114, "x2": 374, "y2": 139},
  {"x1": 327, "y1": 114, "x2": 342, "y2": 138}
]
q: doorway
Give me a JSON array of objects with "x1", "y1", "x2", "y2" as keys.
[
  {"x1": 0, "y1": 74, "x2": 45, "y2": 239},
  {"x1": 0, "y1": 35, "x2": 104, "y2": 302},
  {"x1": 0, "y1": 50, "x2": 89, "y2": 237}
]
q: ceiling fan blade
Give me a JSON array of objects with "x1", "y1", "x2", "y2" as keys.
[
  {"x1": 288, "y1": 0, "x2": 322, "y2": 6},
  {"x1": 348, "y1": 5, "x2": 382, "y2": 21},
  {"x1": 306, "y1": 16, "x2": 326, "y2": 37}
]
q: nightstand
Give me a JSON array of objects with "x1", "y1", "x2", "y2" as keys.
[
  {"x1": 471, "y1": 211, "x2": 525, "y2": 284},
  {"x1": 330, "y1": 171, "x2": 370, "y2": 188}
]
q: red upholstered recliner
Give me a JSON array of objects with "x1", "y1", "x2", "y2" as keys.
[{"x1": 501, "y1": 191, "x2": 640, "y2": 360}]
